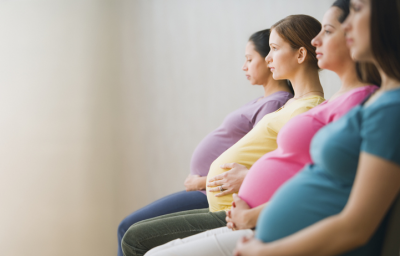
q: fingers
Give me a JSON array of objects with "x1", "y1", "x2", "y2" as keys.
[
  {"x1": 242, "y1": 235, "x2": 250, "y2": 243},
  {"x1": 207, "y1": 180, "x2": 225, "y2": 188},
  {"x1": 233, "y1": 236, "x2": 248, "y2": 256},
  {"x1": 208, "y1": 184, "x2": 226, "y2": 192},
  {"x1": 227, "y1": 222, "x2": 236, "y2": 230},
  {"x1": 220, "y1": 162, "x2": 237, "y2": 169},
  {"x1": 232, "y1": 194, "x2": 250, "y2": 209},
  {"x1": 215, "y1": 189, "x2": 233, "y2": 197},
  {"x1": 208, "y1": 172, "x2": 226, "y2": 183}
]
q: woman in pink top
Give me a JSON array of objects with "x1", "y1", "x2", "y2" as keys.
[{"x1": 143, "y1": 2, "x2": 381, "y2": 256}]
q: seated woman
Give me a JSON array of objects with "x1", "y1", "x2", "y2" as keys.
[
  {"x1": 121, "y1": 14, "x2": 325, "y2": 256},
  {"x1": 116, "y1": 29, "x2": 293, "y2": 256},
  {"x1": 234, "y1": 0, "x2": 400, "y2": 255},
  {"x1": 142, "y1": 1, "x2": 380, "y2": 255}
]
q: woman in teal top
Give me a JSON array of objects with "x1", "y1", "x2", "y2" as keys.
[{"x1": 234, "y1": 0, "x2": 400, "y2": 255}]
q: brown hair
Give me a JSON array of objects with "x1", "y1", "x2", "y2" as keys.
[
  {"x1": 332, "y1": 0, "x2": 381, "y2": 86},
  {"x1": 356, "y1": 62, "x2": 381, "y2": 86},
  {"x1": 271, "y1": 15, "x2": 321, "y2": 69},
  {"x1": 368, "y1": 0, "x2": 400, "y2": 81}
]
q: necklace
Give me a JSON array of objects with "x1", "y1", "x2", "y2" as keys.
[{"x1": 293, "y1": 90, "x2": 324, "y2": 99}]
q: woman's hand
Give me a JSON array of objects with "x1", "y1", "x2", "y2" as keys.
[
  {"x1": 230, "y1": 194, "x2": 254, "y2": 229},
  {"x1": 184, "y1": 174, "x2": 206, "y2": 191},
  {"x1": 207, "y1": 163, "x2": 249, "y2": 197},
  {"x1": 233, "y1": 234, "x2": 263, "y2": 256}
]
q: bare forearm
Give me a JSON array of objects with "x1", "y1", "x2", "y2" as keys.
[{"x1": 257, "y1": 215, "x2": 364, "y2": 256}]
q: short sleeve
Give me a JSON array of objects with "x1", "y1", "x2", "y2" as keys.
[
  {"x1": 361, "y1": 104, "x2": 400, "y2": 166},
  {"x1": 252, "y1": 100, "x2": 284, "y2": 126}
]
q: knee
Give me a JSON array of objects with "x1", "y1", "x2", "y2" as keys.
[
  {"x1": 118, "y1": 217, "x2": 132, "y2": 240},
  {"x1": 121, "y1": 223, "x2": 149, "y2": 256}
]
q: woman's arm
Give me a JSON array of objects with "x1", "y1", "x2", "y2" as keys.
[{"x1": 235, "y1": 152, "x2": 400, "y2": 256}]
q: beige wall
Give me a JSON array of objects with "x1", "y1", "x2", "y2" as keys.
[{"x1": 0, "y1": 1, "x2": 338, "y2": 256}]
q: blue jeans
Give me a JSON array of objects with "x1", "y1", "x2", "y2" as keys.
[{"x1": 117, "y1": 190, "x2": 209, "y2": 256}]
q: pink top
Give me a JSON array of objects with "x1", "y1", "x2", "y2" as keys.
[{"x1": 238, "y1": 86, "x2": 378, "y2": 208}]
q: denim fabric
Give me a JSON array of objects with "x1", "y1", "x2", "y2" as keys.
[
  {"x1": 117, "y1": 190, "x2": 208, "y2": 256},
  {"x1": 121, "y1": 208, "x2": 227, "y2": 256}
]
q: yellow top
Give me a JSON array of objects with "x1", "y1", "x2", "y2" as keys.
[{"x1": 206, "y1": 95, "x2": 325, "y2": 212}]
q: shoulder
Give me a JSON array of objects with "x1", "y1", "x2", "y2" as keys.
[
  {"x1": 364, "y1": 89, "x2": 400, "y2": 118},
  {"x1": 341, "y1": 85, "x2": 379, "y2": 103},
  {"x1": 297, "y1": 95, "x2": 325, "y2": 108}
]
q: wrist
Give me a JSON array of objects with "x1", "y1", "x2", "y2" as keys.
[
  {"x1": 196, "y1": 176, "x2": 207, "y2": 190},
  {"x1": 244, "y1": 208, "x2": 257, "y2": 228}
]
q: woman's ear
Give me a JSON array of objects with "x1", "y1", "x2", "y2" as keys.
[{"x1": 297, "y1": 47, "x2": 308, "y2": 64}]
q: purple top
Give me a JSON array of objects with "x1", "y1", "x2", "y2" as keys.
[{"x1": 190, "y1": 91, "x2": 292, "y2": 193}]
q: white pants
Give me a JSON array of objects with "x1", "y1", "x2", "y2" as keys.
[{"x1": 144, "y1": 227, "x2": 253, "y2": 256}]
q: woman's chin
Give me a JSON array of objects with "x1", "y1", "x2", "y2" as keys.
[{"x1": 272, "y1": 73, "x2": 282, "y2": 80}]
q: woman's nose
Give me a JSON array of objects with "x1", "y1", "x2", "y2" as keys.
[
  {"x1": 265, "y1": 54, "x2": 272, "y2": 64},
  {"x1": 311, "y1": 37, "x2": 319, "y2": 47}
]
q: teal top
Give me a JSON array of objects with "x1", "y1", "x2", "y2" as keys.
[{"x1": 256, "y1": 88, "x2": 400, "y2": 256}]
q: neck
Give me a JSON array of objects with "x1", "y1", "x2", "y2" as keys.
[
  {"x1": 378, "y1": 68, "x2": 400, "y2": 91},
  {"x1": 289, "y1": 65, "x2": 323, "y2": 99},
  {"x1": 330, "y1": 61, "x2": 369, "y2": 101},
  {"x1": 261, "y1": 75, "x2": 291, "y2": 98}
]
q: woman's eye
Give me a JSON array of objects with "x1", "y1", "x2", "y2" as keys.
[
  {"x1": 351, "y1": 4, "x2": 362, "y2": 12},
  {"x1": 325, "y1": 30, "x2": 331, "y2": 34}
]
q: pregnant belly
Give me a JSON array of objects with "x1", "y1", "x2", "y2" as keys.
[
  {"x1": 206, "y1": 147, "x2": 269, "y2": 212},
  {"x1": 255, "y1": 169, "x2": 350, "y2": 242},
  {"x1": 238, "y1": 160, "x2": 303, "y2": 208}
]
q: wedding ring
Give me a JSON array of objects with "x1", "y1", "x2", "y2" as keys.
[{"x1": 219, "y1": 185, "x2": 224, "y2": 192}]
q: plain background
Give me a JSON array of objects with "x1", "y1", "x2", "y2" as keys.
[{"x1": 0, "y1": 0, "x2": 339, "y2": 255}]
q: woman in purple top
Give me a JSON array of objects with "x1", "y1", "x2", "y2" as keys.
[{"x1": 116, "y1": 29, "x2": 293, "y2": 256}]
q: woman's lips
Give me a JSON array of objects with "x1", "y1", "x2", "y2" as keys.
[
  {"x1": 316, "y1": 52, "x2": 323, "y2": 59},
  {"x1": 269, "y1": 67, "x2": 275, "y2": 72},
  {"x1": 246, "y1": 75, "x2": 250, "y2": 80},
  {"x1": 346, "y1": 38, "x2": 354, "y2": 46}
]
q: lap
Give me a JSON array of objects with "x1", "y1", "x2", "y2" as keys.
[
  {"x1": 146, "y1": 227, "x2": 253, "y2": 256},
  {"x1": 122, "y1": 209, "x2": 227, "y2": 256},
  {"x1": 120, "y1": 190, "x2": 208, "y2": 229}
]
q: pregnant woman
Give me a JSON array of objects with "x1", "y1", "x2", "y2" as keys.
[
  {"x1": 235, "y1": 0, "x2": 400, "y2": 255},
  {"x1": 142, "y1": 1, "x2": 380, "y2": 255},
  {"x1": 116, "y1": 29, "x2": 293, "y2": 256},
  {"x1": 122, "y1": 14, "x2": 325, "y2": 256}
]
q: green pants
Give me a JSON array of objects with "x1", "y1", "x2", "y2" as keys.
[{"x1": 121, "y1": 208, "x2": 227, "y2": 256}]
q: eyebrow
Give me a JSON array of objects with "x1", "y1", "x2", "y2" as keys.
[{"x1": 324, "y1": 24, "x2": 335, "y2": 29}]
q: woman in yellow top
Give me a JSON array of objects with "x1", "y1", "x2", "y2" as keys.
[
  {"x1": 122, "y1": 14, "x2": 325, "y2": 256},
  {"x1": 206, "y1": 15, "x2": 326, "y2": 212}
]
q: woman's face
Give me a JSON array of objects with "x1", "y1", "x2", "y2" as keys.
[
  {"x1": 265, "y1": 29, "x2": 299, "y2": 80},
  {"x1": 242, "y1": 42, "x2": 271, "y2": 85},
  {"x1": 343, "y1": 0, "x2": 373, "y2": 62},
  {"x1": 311, "y1": 7, "x2": 352, "y2": 71}
]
